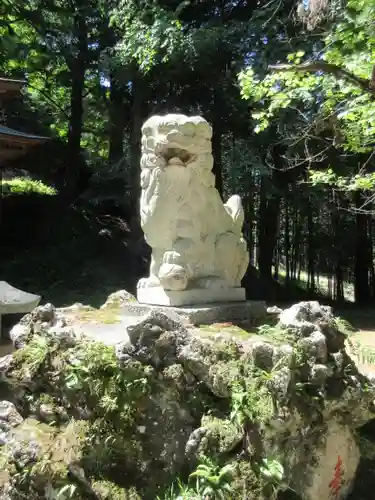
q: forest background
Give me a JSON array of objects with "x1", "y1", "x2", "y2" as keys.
[{"x1": 1, "y1": 0, "x2": 375, "y2": 308}]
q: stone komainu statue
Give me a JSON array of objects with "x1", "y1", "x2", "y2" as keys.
[{"x1": 137, "y1": 114, "x2": 249, "y2": 306}]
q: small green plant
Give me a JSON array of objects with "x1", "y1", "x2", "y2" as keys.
[
  {"x1": 259, "y1": 458, "x2": 284, "y2": 488},
  {"x1": 157, "y1": 479, "x2": 194, "y2": 500},
  {"x1": 55, "y1": 483, "x2": 78, "y2": 499},
  {"x1": 257, "y1": 324, "x2": 295, "y2": 344},
  {"x1": 334, "y1": 317, "x2": 357, "y2": 335},
  {"x1": 188, "y1": 456, "x2": 236, "y2": 499}
]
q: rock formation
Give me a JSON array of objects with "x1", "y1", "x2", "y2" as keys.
[
  {"x1": 137, "y1": 114, "x2": 249, "y2": 306},
  {"x1": 0, "y1": 300, "x2": 374, "y2": 499}
]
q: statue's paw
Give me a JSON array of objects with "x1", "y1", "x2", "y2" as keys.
[
  {"x1": 162, "y1": 250, "x2": 182, "y2": 265},
  {"x1": 159, "y1": 263, "x2": 188, "y2": 291},
  {"x1": 137, "y1": 277, "x2": 160, "y2": 289}
]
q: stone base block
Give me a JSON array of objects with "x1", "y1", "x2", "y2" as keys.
[
  {"x1": 120, "y1": 300, "x2": 266, "y2": 326},
  {"x1": 136, "y1": 286, "x2": 246, "y2": 307}
]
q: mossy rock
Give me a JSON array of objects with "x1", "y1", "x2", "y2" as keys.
[
  {"x1": 231, "y1": 460, "x2": 266, "y2": 499},
  {"x1": 198, "y1": 415, "x2": 244, "y2": 457},
  {"x1": 93, "y1": 481, "x2": 142, "y2": 499},
  {"x1": 0, "y1": 418, "x2": 89, "y2": 498}
]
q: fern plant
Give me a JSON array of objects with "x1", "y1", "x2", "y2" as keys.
[
  {"x1": 259, "y1": 458, "x2": 284, "y2": 488},
  {"x1": 188, "y1": 456, "x2": 236, "y2": 499}
]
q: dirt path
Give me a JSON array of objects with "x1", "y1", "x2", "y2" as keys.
[{"x1": 337, "y1": 309, "x2": 375, "y2": 375}]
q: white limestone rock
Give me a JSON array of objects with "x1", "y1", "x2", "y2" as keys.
[{"x1": 100, "y1": 290, "x2": 137, "y2": 309}]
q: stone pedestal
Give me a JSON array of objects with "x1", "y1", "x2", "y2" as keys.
[
  {"x1": 119, "y1": 300, "x2": 266, "y2": 326},
  {"x1": 137, "y1": 286, "x2": 246, "y2": 307}
]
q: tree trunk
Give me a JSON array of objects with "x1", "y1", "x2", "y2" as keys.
[
  {"x1": 284, "y1": 199, "x2": 290, "y2": 283},
  {"x1": 307, "y1": 199, "x2": 315, "y2": 293},
  {"x1": 247, "y1": 169, "x2": 255, "y2": 265},
  {"x1": 354, "y1": 192, "x2": 371, "y2": 304},
  {"x1": 108, "y1": 73, "x2": 125, "y2": 164},
  {"x1": 211, "y1": 111, "x2": 223, "y2": 197},
  {"x1": 65, "y1": 12, "x2": 87, "y2": 198},
  {"x1": 129, "y1": 70, "x2": 144, "y2": 218},
  {"x1": 258, "y1": 146, "x2": 285, "y2": 287},
  {"x1": 291, "y1": 205, "x2": 300, "y2": 280},
  {"x1": 258, "y1": 177, "x2": 279, "y2": 283}
]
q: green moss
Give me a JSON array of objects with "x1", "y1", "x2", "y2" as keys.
[
  {"x1": 162, "y1": 364, "x2": 188, "y2": 391},
  {"x1": 1, "y1": 418, "x2": 88, "y2": 499},
  {"x1": 199, "y1": 415, "x2": 243, "y2": 457},
  {"x1": 196, "y1": 322, "x2": 254, "y2": 340},
  {"x1": 231, "y1": 460, "x2": 265, "y2": 500},
  {"x1": 2, "y1": 321, "x2": 298, "y2": 498},
  {"x1": 13, "y1": 334, "x2": 52, "y2": 377},
  {"x1": 93, "y1": 481, "x2": 142, "y2": 499},
  {"x1": 208, "y1": 359, "x2": 243, "y2": 396},
  {"x1": 73, "y1": 305, "x2": 122, "y2": 324}
]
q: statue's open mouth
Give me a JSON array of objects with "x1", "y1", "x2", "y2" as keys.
[{"x1": 160, "y1": 147, "x2": 195, "y2": 165}]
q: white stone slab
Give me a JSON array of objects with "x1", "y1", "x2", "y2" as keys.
[
  {"x1": 0, "y1": 281, "x2": 41, "y2": 314},
  {"x1": 120, "y1": 300, "x2": 266, "y2": 326},
  {"x1": 137, "y1": 286, "x2": 246, "y2": 307}
]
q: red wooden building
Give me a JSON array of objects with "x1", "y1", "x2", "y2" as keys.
[{"x1": 0, "y1": 77, "x2": 48, "y2": 170}]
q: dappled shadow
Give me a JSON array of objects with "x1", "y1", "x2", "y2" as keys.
[
  {"x1": 243, "y1": 265, "x2": 352, "y2": 308},
  {"x1": 347, "y1": 420, "x2": 375, "y2": 499},
  {"x1": 347, "y1": 459, "x2": 375, "y2": 500},
  {"x1": 0, "y1": 246, "x2": 143, "y2": 309},
  {"x1": 0, "y1": 202, "x2": 149, "y2": 309},
  {"x1": 335, "y1": 308, "x2": 375, "y2": 332}
]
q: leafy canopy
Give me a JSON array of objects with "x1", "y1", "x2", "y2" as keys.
[{"x1": 238, "y1": 0, "x2": 375, "y2": 189}]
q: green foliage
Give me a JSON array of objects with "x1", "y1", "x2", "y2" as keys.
[
  {"x1": 239, "y1": 0, "x2": 375, "y2": 190},
  {"x1": 309, "y1": 169, "x2": 375, "y2": 191},
  {"x1": 157, "y1": 479, "x2": 194, "y2": 500},
  {"x1": 1, "y1": 178, "x2": 57, "y2": 196},
  {"x1": 63, "y1": 341, "x2": 151, "y2": 424},
  {"x1": 13, "y1": 334, "x2": 54, "y2": 376},
  {"x1": 258, "y1": 458, "x2": 284, "y2": 490},
  {"x1": 159, "y1": 457, "x2": 236, "y2": 500},
  {"x1": 111, "y1": 2, "x2": 183, "y2": 72},
  {"x1": 334, "y1": 316, "x2": 358, "y2": 334}
]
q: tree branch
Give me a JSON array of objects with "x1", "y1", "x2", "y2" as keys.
[
  {"x1": 27, "y1": 82, "x2": 70, "y2": 119},
  {"x1": 268, "y1": 61, "x2": 374, "y2": 96}
]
